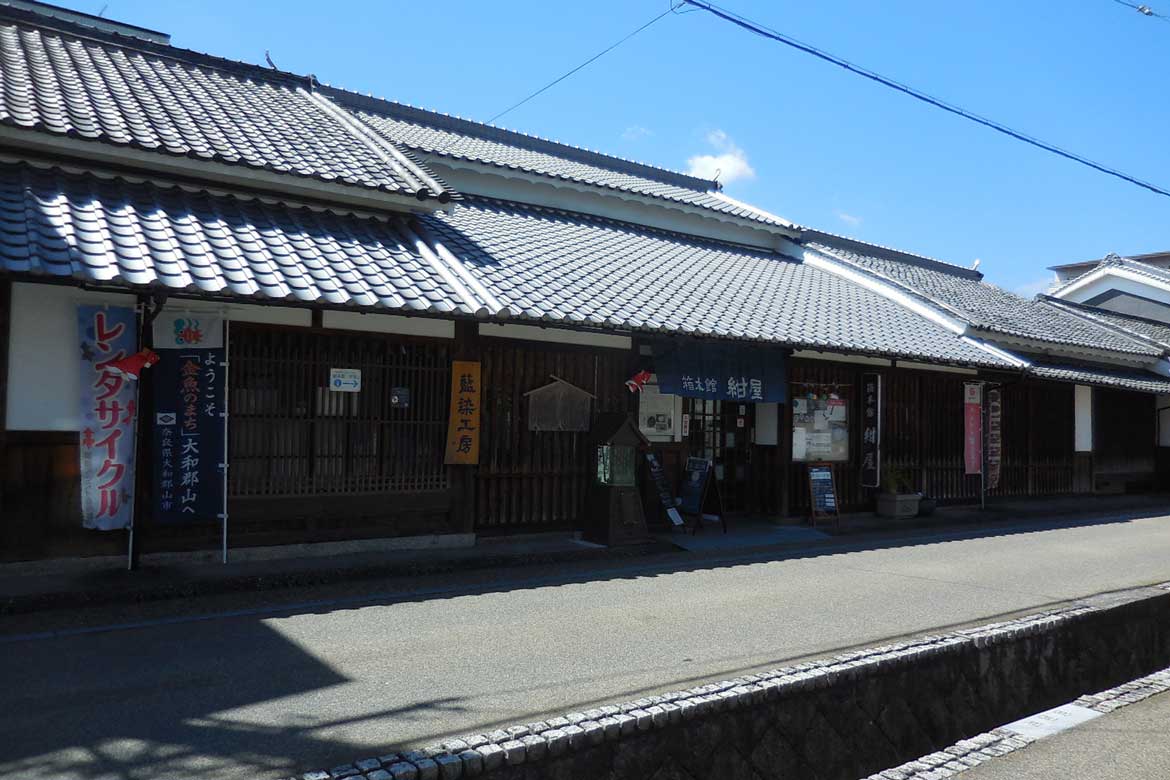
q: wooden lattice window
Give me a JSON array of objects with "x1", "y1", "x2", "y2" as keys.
[{"x1": 228, "y1": 325, "x2": 451, "y2": 497}]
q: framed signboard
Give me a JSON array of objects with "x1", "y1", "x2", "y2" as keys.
[
  {"x1": 807, "y1": 462, "x2": 840, "y2": 532},
  {"x1": 792, "y1": 391, "x2": 849, "y2": 462},
  {"x1": 678, "y1": 457, "x2": 726, "y2": 534}
]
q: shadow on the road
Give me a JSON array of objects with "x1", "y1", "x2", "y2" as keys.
[
  {"x1": 0, "y1": 616, "x2": 470, "y2": 779},
  {"x1": 1, "y1": 508, "x2": 1167, "y2": 779}
]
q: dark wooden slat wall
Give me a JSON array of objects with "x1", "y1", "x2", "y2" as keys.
[
  {"x1": 225, "y1": 324, "x2": 454, "y2": 538},
  {"x1": 1093, "y1": 387, "x2": 1157, "y2": 492},
  {"x1": 475, "y1": 337, "x2": 629, "y2": 532},
  {"x1": 785, "y1": 358, "x2": 1083, "y2": 515}
]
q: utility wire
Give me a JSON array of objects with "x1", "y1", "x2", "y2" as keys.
[
  {"x1": 1110, "y1": 0, "x2": 1170, "y2": 23},
  {"x1": 487, "y1": 5, "x2": 677, "y2": 124},
  {"x1": 681, "y1": 0, "x2": 1170, "y2": 199}
]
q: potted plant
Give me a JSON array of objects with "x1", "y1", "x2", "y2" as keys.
[{"x1": 876, "y1": 466, "x2": 921, "y2": 519}]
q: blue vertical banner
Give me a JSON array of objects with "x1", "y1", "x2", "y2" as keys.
[
  {"x1": 653, "y1": 341, "x2": 787, "y2": 402},
  {"x1": 78, "y1": 305, "x2": 139, "y2": 530},
  {"x1": 151, "y1": 314, "x2": 226, "y2": 524}
]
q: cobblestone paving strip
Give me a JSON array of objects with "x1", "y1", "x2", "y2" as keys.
[{"x1": 860, "y1": 665, "x2": 1170, "y2": 780}]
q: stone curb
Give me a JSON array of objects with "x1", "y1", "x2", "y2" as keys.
[
  {"x1": 287, "y1": 585, "x2": 1169, "y2": 780},
  {"x1": 862, "y1": 663, "x2": 1170, "y2": 779}
]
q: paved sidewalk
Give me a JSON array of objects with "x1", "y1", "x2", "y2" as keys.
[
  {"x1": 3, "y1": 494, "x2": 1166, "y2": 615},
  {"x1": 964, "y1": 691, "x2": 1170, "y2": 779},
  {"x1": 0, "y1": 533, "x2": 673, "y2": 614}
]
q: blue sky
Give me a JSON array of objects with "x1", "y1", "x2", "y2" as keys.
[{"x1": 57, "y1": 0, "x2": 1170, "y2": 293}]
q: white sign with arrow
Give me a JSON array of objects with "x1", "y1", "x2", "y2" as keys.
[{"x1": 330, "y1": 368, "x2": 362, "y2": 393}]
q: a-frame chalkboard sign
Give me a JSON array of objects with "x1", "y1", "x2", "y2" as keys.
[
  {"x1": 679, "y1": 457, "x2": 726, "y2": 534},
  {"x1": 807, "y1": 462, "x2": 840, "y2": 532}
]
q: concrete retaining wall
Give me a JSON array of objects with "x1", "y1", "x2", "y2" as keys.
[{"x1": 298, "y1": 583, "x2": 1170, "y2": 780}]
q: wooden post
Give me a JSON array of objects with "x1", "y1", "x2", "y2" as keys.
[
  {"x1": 779, "y1": 356, "x2": 793, "y2": 518},
  {"x1": 450, "y1": 319, "x2": 480, "y2": 534},
  {"x1": 0, "y1": 279, "x2": 10, "y2": 527}
]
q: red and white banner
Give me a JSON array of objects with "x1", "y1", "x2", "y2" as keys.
[
  {"x1": 78, "y1": 305, "x2": 139, "y2": 530},
  {"x1": 964, "y1": 382, "x2": 983, "y2": 476}
]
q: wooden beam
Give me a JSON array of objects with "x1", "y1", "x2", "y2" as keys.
[{"x1": 0, "y1": 278, "x2": 10, "y2": 523}]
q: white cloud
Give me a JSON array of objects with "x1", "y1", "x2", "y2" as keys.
[
  {"x1": 621, "y1": 125, "x2": 652, "y2": 141},
  {"x1": 835, "y1": 211, "x2": 862, "y2": 227},
  {"x1": 686, "y1": 129, "x2": 756, "y2": 185},
  {"x1": 1012, "y1": 275, "x2": 1057, "y2": 298}
]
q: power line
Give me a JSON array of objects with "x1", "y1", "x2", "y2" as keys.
[
  {"x1": 681, "y1": 0, "x2": 1170, "y2": 199},
  {"x1": 1110, "y1": 0, "x2": 1170, "y2": 23},
  {"x1": 487, "y1": 5, "x2": 677, "y2": 125}
]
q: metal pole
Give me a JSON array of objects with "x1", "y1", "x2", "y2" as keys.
[{"x1": 221, "y1": 318, "x2": 230, "y2": 564}]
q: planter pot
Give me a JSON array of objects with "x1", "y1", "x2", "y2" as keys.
[{"x1": 877, "y1": 492, "x2": 921, "y2": 519}]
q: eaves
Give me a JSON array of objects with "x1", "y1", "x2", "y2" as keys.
[
  {"x1": 423, "y1": 156, "x2": 800, "y2": 244},
  {"x1": 967, "y1": 328, "x2": 1162, "y2": 370},
  {"x1": 0, "y1": 124, "x2": 454, "y2": 217}
]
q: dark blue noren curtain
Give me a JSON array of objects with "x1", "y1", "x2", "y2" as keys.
[{"x1": 654, "y1": 341, "x2": 786, "y2": 402}]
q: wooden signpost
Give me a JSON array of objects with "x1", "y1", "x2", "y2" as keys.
[
  {"x1": 807, "y1": 462, "x2": 840, "y2": 532},
  {"x1": 679, "y1": 457, "x2": 726, "y2": 534}
]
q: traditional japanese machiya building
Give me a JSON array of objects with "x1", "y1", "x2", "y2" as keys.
[{"x1": 0, "y1": 2, "x2": 1167, "y2": 563}]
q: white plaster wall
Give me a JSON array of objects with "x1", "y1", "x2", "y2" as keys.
[
  {"x1": 1059, "y1": 273, "x2": 1170, "y2": 310},
  {"x1": 430, "y1": 161, "x2": 794, "y2": 251},
  {"x1": 480, "y1": 322, "x2": 631, "y2": 351},
  {"x1": 792, "y1": 350, "x2": 892, "y2": 367},
  {"x1": 7, "y1": 283, "x2": 136, "y2": 431},
  {"x1": 896, "y1": 361, "x2": 978, "y2": 375},
  {"x1": 1075, "y1": 384, "x2": 1093, "y2": 452},
  {"x1": 323, "y1": 310, "x2": 453, "y2": 338},
  {"x1": 755, "y1": 402, "x2": 779, "y2": 445},
  {"x1": 5, "y1": 285, "x2": 318, "y2": 431}
]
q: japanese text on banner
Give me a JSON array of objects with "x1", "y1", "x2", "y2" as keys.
[
  {"x1": 445, "y1": 361, "x2": 481, "y2": 464},
  {"x1": 77, "y1": 305, "x2": 138, "y2": 530},
  {"x1": 964, "y1": 382, "x2": 983, "y2": 476},
  {"x1": 151, "y1": 315, "x2": 226, "y2": 524}
]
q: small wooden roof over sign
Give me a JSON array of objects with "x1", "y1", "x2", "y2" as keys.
[{"x1": 525, "y1": 375, "x2": 596, "y2": 432}]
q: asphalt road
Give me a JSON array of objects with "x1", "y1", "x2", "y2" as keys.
[
  {"x1": 3, "y1": 513, "x2": 1170, "y2": 780},
  {"x1": 965, "y1": 688, "x2": 1170, "y2": 779}
]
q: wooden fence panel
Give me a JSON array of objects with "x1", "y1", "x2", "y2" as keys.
[{"x1": 475, "y1": 338, "x2": 629, "y2": 531}]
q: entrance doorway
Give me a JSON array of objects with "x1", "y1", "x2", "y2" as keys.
[{"x1": 683, "y1": 398, "x2": 755, "y2": 512}]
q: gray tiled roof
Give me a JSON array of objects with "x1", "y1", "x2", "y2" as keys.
[
  {"x1": 1052, "y1": 253, "x2": 1170, "y2": 296},
  {"x1": 0, "y1": 159, "x2": 1011, "y2": 367},
  {"x1": 0, "y1": 12, "x2": 450, "y2": 201},
  {"x1": 1030, "y1": 364, "x2": 1170, "y2": 395},
  {"x1": 336, "y1": 94, "x2": 791, "y2": 229},
  {"x1": 809, "y1": 242, "x2": 1162, "y2": 357},
  {"x1": 419, "y1": 198, "x2": 1011, "y2": 367},
  {"x1": 0, "y1": 161, "x2": 473, "y2": 313},
  {"x1": 1042, "y1": 298, "x2": 1170, "y2": 351}
]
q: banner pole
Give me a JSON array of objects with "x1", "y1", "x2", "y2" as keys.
[{"x1": 221, "y1": 318, "x2": 230, "y2": 565}]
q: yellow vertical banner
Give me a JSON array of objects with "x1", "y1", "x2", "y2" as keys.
[{"x1": 445, "y1": 361, "x2": 481, "y2": 465}]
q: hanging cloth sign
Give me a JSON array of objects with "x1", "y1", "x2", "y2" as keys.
[
  {"x1": 860, "y1": 372, "x2": 881, "y2": 488},
  {"x1": 987, "y1": 388, "x2": 1002, "y2": 490},
  {"x1": 654, "y1": 341, "x2": 786, "y2": 402},
  {"x1": 964, "y1": 382, "x2": 983, "y2": 476},
  {"x1": 151, "y1": 314, "x2": 226, "y2": 524},
  {"x1": 78, "y1": 305, "x2": 139, "y2": 530}
]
